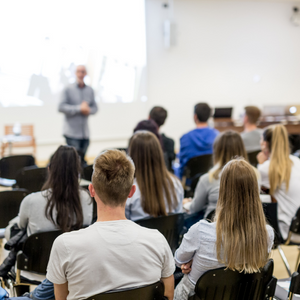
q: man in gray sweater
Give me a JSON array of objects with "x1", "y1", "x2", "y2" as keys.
[{"x1": 58, "y1": 65, "x2": 98, "y2": 164}]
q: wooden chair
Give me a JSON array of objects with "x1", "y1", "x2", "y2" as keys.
[
  {"x1": 84, "y1": 281, "x2": 166, "y2": 300},
  {"x1": 1, "y1": 125, "x2": 36, "y2": 157},
  {"x1": 188, "y1": 259, "x2": 277, "y2": 300}
]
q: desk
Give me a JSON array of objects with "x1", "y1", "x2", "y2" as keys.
[{"x1": 214, "y1": 119, "x2": 300, "y2": 134}]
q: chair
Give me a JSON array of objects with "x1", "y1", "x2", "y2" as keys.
[
  {"x1": 6, "y1": 230, "x2": 62, "y2": 296},
  {"x1": 84, "y1": 281, "x2": 166, "y2": 300},
  {"x1": 0, "y1": 155, "x2": 36, "y2": 180},
  {"x1": 135, "y1": 213, "x2": 185, "y2": 254},
  {"x1": 247, "y1": 150, "x2": 260, "y2": 167},
  {"x1": 83, "y1": 164, "x2": 93, "y2": 181},
  {"x1": 182, "y1": 154, "x2": 213, "y2": 197},
  {"x1": 288, "y1": 271, "x2": 300, "y2": 300},
  {"x1": 263, "y1": 203, "x2": 300, "y2": 277},
  {"x1": 1, "y1": 125, "x2": 36, "y2": 157},
  {"x1": 14, "y1": 166, "x2": 48, "y2": 193},
  {"x1": 0, "y1": 189, "x2": 30, "y2": 229},
  {"x1": 188, "y1": 259, "x2": 277, "y2": 300}
]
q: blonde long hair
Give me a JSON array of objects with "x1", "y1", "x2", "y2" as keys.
[
  {"x1": 263, "y1": 124, "x2": 292, "y2": 195},
  {"x1": 215, "y1": 159, "x2": 269, "y2": 273},
  {"x1": 209, "y1": 131, "x2": 248, "y2": 181},
  {"x1": 128, "y1": 131, "x2": 177, "y2": 217}
]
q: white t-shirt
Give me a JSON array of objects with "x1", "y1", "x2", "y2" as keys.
[
  {"x1": 258, "y1": 155, "x2": 300, "y2": 239},
  {"x1": 47, "y1": 220, "x2": 175, "y2": 300}
]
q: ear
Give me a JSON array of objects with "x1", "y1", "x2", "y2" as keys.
[
  {"x1": 193, "y1": 114, "x2": 198, "y2": 123},
  {"x1": 128, "y1": 185, "x2": 136, "y2": 198},
  {"x1": 89, "y1": 183, "x2": 95, "y2": 198}
]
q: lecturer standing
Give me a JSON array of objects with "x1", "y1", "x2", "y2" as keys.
[{"x1": 58, "y1": 65, "x2": 98, "y2": 164}]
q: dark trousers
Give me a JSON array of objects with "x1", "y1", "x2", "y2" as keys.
[{"x1": 65, "y1": 136, "x2": 89, "y2": 165}]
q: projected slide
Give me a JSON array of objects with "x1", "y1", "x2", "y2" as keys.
[{"x1": 0, "y1": 0, "x2": 147, "y2": 107}]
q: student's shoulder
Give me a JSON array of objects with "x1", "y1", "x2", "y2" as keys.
[{"x1": 22, "y1": 190, "x2": 47, "y2": 205}]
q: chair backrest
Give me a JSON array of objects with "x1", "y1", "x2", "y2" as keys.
[
  {"x1": 289, "y1": 272, "x2": 300, "y2": 299},
  {"x1": 289, "y1": 207, "x2": 300, "y2": 234},
  {"x1": 247, "y1": 150, "x2": 260, "y2": 167},
  {"x1": 262, "y1": 202, "x2": 283, "y2": 246},
  {"x1": 16, "y1": 230, "x2": 62, "y2": 275},
  {"x1": 15, "y1": 166, "x2": 48, "y2": 193},
  {"x1": 0, "y1": 155, "x2": 36, "y2": 179},
  {"x1": 83, "y1": 164, "x2": 93, "y2": 181},
  {"x1": 0, "y1": 189, "x2": 30, "y2": 228},
  {"x1": 184, "y1": 154, "x2": 213, "y2": 180},
  {"x1": 5, "y1": 125, "x2": 34, "y2": 137},
  {"x1": 191, "y1": 259, "x2": 276, "y2": 300},
  {"x1": 84, "y1": 281, "x2": 165, "y2": 300},
  {"x1": 135, "y1": 213, "x2": 184, "y2": 254}
]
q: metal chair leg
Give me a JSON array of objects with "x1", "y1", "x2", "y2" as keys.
[
  {"x1": 6, "y1": 279, "x2": 15, "y2": 297},
  {"x1": 278, "y1": 245, "x2": 292, "y2": 277},
  {"x1": 295, "y1": 246, "x2": 300, "y2": 272},
  {"x1": 288, "y1": 291, "x2": 294, "y2": 300}
]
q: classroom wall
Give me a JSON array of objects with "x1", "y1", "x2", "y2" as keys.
[{"x1": 2, "y1": 0, "x2": 300, "y2": 160}]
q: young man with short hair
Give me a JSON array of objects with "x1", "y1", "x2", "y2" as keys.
[
  {"x1": 178, "y1": 103, "x2": 218, "y2": 178},
  {"x1": 241, "y1": 106, "x2": 263, "y2": 152},
  {"x1": 46, "y1": 150, "x2": 175, "y2": 300}
]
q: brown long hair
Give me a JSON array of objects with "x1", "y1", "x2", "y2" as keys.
[
  {"x1": 210, "y1": 131, "x2": 248, "y2": 180},
  {"x1": 42, "y1": 145, "x2": 84, "y2": 232},
  {"x1": 215, "y1": 158, "x2": 269, "y2": 273},
  {"x1": 128, "y1": 131, "x2": 177, "y2": 217},
  {"x1": 263, "y1": 124, "x2": 292, "y2": 195}
]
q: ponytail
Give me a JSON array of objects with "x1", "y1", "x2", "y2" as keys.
[{"x1": 264, "y1": 125, "x2": 292, "y2": 194}]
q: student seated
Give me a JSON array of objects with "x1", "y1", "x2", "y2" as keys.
[
  {"x1": 149, "y1": 106, "x2": 176, "y2": 170},
  {"x1": 257, "y1": 124, "x2": 300, "y2": 240},
  {"x1": 126, "y1": 131, "x2": 183, "y2": 221},
  {"x1": 46, "y1": 150, "x2": 175, "y2": 300},
  {"x1": 174, "y1": 158, "x2": 274, "y2": 300},
  {"x1": 241, "y1": 106, "x2": 263, "y2": 152},
  {"x1": 5, "y1": 145, "x2": 93, "y2": 239},
  {"x1": 184, "y1": 131, "x2": 255, "y2": 218},
  {"x1": 178, "y1": 103, "x2": 218, "y2": 178}
]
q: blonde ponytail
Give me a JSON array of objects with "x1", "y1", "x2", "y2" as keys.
[{"x1": 264, "y1": 125, "x2": 292, "y2": 194}]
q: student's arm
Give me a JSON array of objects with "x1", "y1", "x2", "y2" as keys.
[
  {"x1": 18, "y1": 195, "x2": 31, "y2": 230},
  {"x1": 54, "y1": 282, "x2": 68, "y2": 300},
  {"x1": 58, "y1": 89, "x2": 81, "y2": 116},
  {"x1": 161, "y1": 275, "x2": 174, "y2": 300},
  {"x1": 189, "y1": 175, "x2": 208, "y2": 214}
]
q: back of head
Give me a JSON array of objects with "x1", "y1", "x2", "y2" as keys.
[
  {"x1": 128, "y1": 131, "x2": 177, "y2": 217},
  {"x1": 215, "y1": 158, "x2": 269, "y2": 273},
  {"x1": 211, "y1": 131, "x2": 248, "y2": 180},
  {"x1": 149, "y1": 106, "x2": 168, "y2": 127},
  {"x1": 194, "y1": 102, "x2": 211, "y2": 123},
  {"x1": 245, "y1": 106, "x2": 261, "y2": 124},
  {"x1": 43, "y1": 145, "x2": 83, "y2": 232},
  {"x1": 263, "y1": 124, "x2": 291, "y2": 194},
  {"x1": 133, "y1": 119, "x2": 162, "y2": 147},
  {"x1": 92, "y1": 150, "x2": 135, "y2": 207}
]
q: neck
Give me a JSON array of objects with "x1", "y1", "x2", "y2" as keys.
[
  {"x1": 196, "y1": 122, "x2": 208, "y2": 129},
  {"x1": 244, "y1": 123, "x2": 257, "y2": 132},
  {"x1": 77, "y1": 80, "x2": 85, "y2": 88},
  {"x1": 96, "y1": 205, "x2": 127, "y2": 222}
]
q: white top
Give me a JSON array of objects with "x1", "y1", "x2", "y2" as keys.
[
  {"x1": 125, "y1": 177, "x2": 184, "y2": 221},
  {"x1": 174, "y1": 220, "x2": 274, "y2": 285},
  {"x1": 47, "y1": 220, "x2": 175, "y2": 300},
  {"x1": 17, "y1": 189, "x2": 93, "y2": 236},
  {"x1": 258, "y1": 155, "x2": 300, "y2": 239}
]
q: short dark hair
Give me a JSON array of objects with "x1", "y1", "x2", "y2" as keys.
[
  {"x1": 194, "y1": 103, "x2": 211, "y2": 122},
  {"x1": 149, "y1": 106, "x2": 168, "y2": 127},
  {"x1": 245, "y1": 106, "x2": 261, "y2": 124},
  {"x1": 92, "y1": 150, "x2": 135, "y2": 207}
]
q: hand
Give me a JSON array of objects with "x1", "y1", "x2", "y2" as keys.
[
  {"x1": 181, "y1": 260, "x2": 193, "y2": 274},
  {"x1": 80, "y1": 101, "x2": 90, "y2": 115},
  {"x1": 257, "y1": 151, "x2": 268, "y2": 165},
  {"x1": 183, "y1": 198, "x2": 192, "y2": 205}
]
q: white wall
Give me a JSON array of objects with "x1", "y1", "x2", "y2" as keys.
[
  {"x1": 146, "y1": 0, "x2": 300, "y2": 150},
  {"x1": 2, "y1": 0, "x2": 300, "y2": 160}
]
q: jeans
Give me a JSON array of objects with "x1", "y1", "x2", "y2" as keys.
[
  {"x1": 9, "y1": 279, "x2": 54, "y2": 300},
  {"x1": 65, "y1": 136, "x2": 89, "y2": 164}
]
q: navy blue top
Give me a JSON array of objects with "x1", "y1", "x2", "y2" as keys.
[{"x1": 178, "y1": 127, "x2": 219, "y2": 178}]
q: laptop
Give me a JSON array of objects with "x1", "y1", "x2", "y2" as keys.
[{"x1": 213, "y1": 107, "x2": 233, "y2": 119}]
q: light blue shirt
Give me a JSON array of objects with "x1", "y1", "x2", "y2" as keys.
[{"x1": 125, "y1": 177, "x2": 184, "y2": 221}]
